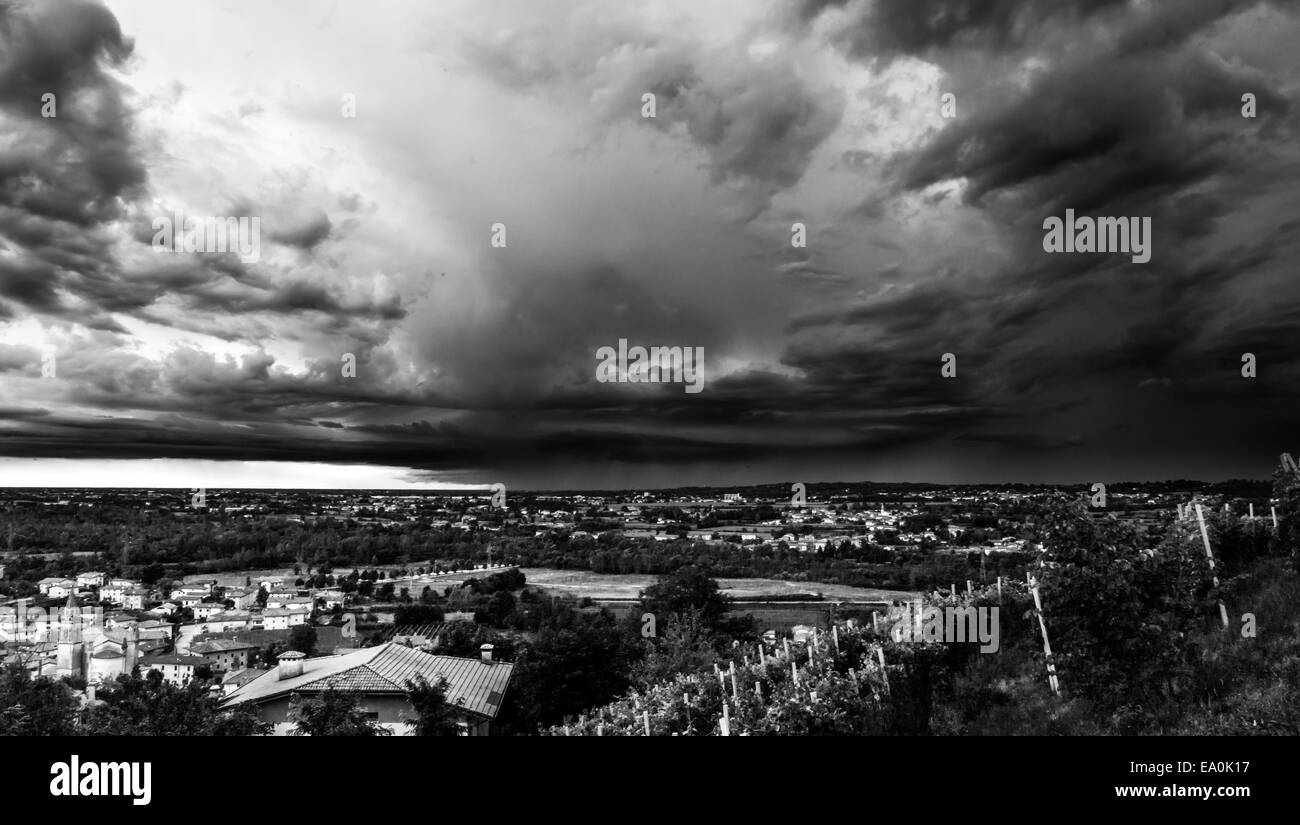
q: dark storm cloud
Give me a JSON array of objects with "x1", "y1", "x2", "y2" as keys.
[
  {"x1": 3, "y1": 0, "x2": 1300, "y2": 488},
  {"x1": 0, "y1": 0, "x2": 145, "y2": 330},
  {"x1": 268, "y1": 211, "x2": 332, "y2": 251},
  {"x1": 773, "y1": 0, "x2": 1300, "y2": 483},
  {"x1": 0, "y1": 0, "x2": 143, "y2": 226},
  {"x1": 802, "y1": 0, "x2": 1128, "y2": 59}
]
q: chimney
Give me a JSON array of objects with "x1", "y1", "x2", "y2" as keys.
[
  {"x1": 277, "y1": 650, "x2": 306, "y2": 680},
  {"x1": 479, "y1": 643, "x2": 494, "y2": 664}
]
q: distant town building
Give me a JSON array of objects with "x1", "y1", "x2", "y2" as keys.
[
  {"x1": 75, "y1": 571, "x2": 106, "y2": 588},
  {"x1": 193, "y1": 603, "x2": 227, "y2": 621},
  {"x1": 261, "y1": 609, "x2": 306, "y2": 630},
  {"x1": 189, "y1": 639, "x2": 257, "y2": 673},
  {"x1": 139, "y1": 653, "x2": 207, "y2": 685},
  {"x1": 122, "y1": 588, "x2": 149, "y2": 610},
  {"x1": 38, "y1": 578, "x2": 76, "y2": 598}
]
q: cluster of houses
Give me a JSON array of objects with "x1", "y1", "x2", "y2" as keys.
[
  {"x1": 4, "y1": 573, "x2": 341, "y2": 687},
  {"x1": 6, "y1": 568, "x2": 518, "y2": 735}
]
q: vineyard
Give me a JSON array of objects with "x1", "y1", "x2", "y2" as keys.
[{"x1": 546, "y1": 458, "x2": 1300, "y2": 735}]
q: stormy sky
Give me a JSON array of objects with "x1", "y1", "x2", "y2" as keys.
[{"x1": 1, "y1": 0, "x2": 1299, "y2": 490}]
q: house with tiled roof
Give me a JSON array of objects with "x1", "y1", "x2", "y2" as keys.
[
  {"x1": 189, "y1": 639, "x2": 257, "y2": 673},
  {"x1": 76, "y1": 571, "x2": 106, "y2": 588},
  {"x1": 38, "y1": 578, "x2": 76, "y2": 598},
  {"x1": 193, "y1": 602, "x2": 228, "y2": 621},
  {"x1": 261, "y1": 608, "x2": 306, "y2": 630},
  {"x1": 122, "y1": 588, "x2": 150, "y2": 610},
  {"x1": 139, "y1": 653, "x2": 208, "y2": 685},
  {"x1": 222, "y1": 642, "x2": 514, "y2": 736},
  {"x1": 265, "y1": 594, "x2": 314, "y2": 613}
]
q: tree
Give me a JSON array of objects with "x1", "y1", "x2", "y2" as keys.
[
  {"x1": 1036, "y1": 500, "x2": 1216, "y2": 722},
  {"x1": 510, "y1": 608, "x2": 636, "y2": 730},
  {"x1": 639, "y1": 565, "x2": 728, "y2": 629},
  {"x1": 80, "y1": 674, "x2": 270, "y2": 736},
  {"x1": 404, "y1": 677, "x2": 460, "y2": 736},
  {"x1": 630, "y1": 610, "x2": 719, "y2": 690},
  {"x1": 0, "y1": 663, "x2": 80, "y2": 736},
  {"x1": 394, "y1": 603, "x2": 444, "y2": 626},
  {"x1": 476, "y1": 590, "x2": 517, "y2": 627},
  {"x1": 288, "y1": 624, "x2": 318, "y2": 657},
  {"x1": 287, "y1": 689, "x2": 392, "y2": 736}
]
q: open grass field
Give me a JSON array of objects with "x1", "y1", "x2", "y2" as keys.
[{"x1": 518, "y1": 568, "x2": 914, "y2": 602}]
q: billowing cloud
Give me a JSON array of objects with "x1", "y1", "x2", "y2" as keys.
[{"x1": 0, "y1": 0, "x2": 1298, "y2": 489}]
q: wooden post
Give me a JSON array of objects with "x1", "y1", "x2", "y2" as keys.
[
  {"x1": 643, "y1": 711, "x2": 651, "y2": 736},
  {"x1": 1028, "y1": 575, "x2": 1060, "y2": 695},
  {"x1": 730, "y1": 661, "x2": 739, "y2": 699},
  {"x1": 783, "y1": 638, "x2": 790, "y2": 657},
  {"x1": 832, "y1": 625, "x2": 840, "y2": 653},
  {"x1": 720, "y1": 701, "x2": 730, "y2": 737},
  {"x1": 755, "y1": 681, "x2": 762, "y2": 700},
  {"x1": 597, "y1": 723, "x2": 603, "y2": 736},
  {"x1": 966, "y1": 579, "x2": 972, "y2": 596},
  {"x1": 791, "y1": 660, "x2": 798, "y2": 685},
  {"x1": 1194, "y1": 504, "x2": 1231, "y2": 629},
  {"x1": 876, "y1": 646, "x2": 889, "y2": 692},
  {"x1": 996, "y1": 576, "x2": 1003, "y2": 602},
  {"x1": 950, "y1": 583, "x2": 956, "y2": 597},
  {"x1": 1272, "y1": 506, "x2": 1279, "y2": 531},
  {"x1": 1249, "y1": 503, "x2": 1254, "y2": 520},
  {"x1": 871, "y1": 611, "x2": 879, "y2": 633}
]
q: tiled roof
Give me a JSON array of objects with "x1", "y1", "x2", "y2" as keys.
[
  {"x1": 388, "y1": 623, "x2": 447, "y2": 643},
  {"x1": 142, "y1": 654, "x2": 207, "y2": 667},
  {"x1": 223, "y1": 642, "x2": 513, "y2": 719},
  {"x1": 190, "y1": 639, "x2": 258, "y2": 654},
  {"x1": 222, "y1": 668, "x2": 268, "y2": 687}
]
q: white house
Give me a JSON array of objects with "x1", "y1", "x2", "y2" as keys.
[
  {"x1": 122, "y1": 588, "x2": 150, "y2": 610},
  {"x1": 38, "y1": 577, "x2": 75, "y2": 597},
  {"x1": 139, "y1": 653, "x2": 206, "y2": 686},
  {"x1": 261, "y1": 609, "x2": 306, "y2": 630},
  {"x1": 228, "y1": 588, "x2": 259, "y2": 610},
  {"x1": 267, "y1": 595, "x2": 313, "y2": 614},
  {"x1": 76, "y1": 571, "x2": 106, "y2": 588},
  {"x1": 193, "y1": 602, "x2": 228, "y2": 621}
]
